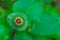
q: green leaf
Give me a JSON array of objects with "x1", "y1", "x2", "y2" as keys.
[
  {"x1": 29, "y1": 10, "x2": 60, "y2": 35},
  {"x1": 0, "y1": 25, "x2": 9, "y2": 40},
  {"x1": 14, "y1": 31, "x2": 32, "y2": 40},
  {"x1": 25, "y1": 2, "x2": 44, "y2": 35},
  {"x1": 32, "y1": 35, "x2": 48, "y2": 40},
  {"x1": 13, "y1": 0, "x2": 35, "y2": 12}
]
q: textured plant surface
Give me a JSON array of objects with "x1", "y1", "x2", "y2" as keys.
[{"x1": 0, "y1": 0, "x2": 60, "y2": 40}]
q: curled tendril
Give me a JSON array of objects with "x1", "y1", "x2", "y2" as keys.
[
  {"x1": 14, "y1": 16, "x2": 24, "y2": 26},
  {"x1": 7, "y1": 13, "x2": 29, "y2": 31}
]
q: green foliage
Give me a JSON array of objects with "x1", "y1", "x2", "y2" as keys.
[{"x1": 0, "y1": 0, "x2": 60, "y2": 40}]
